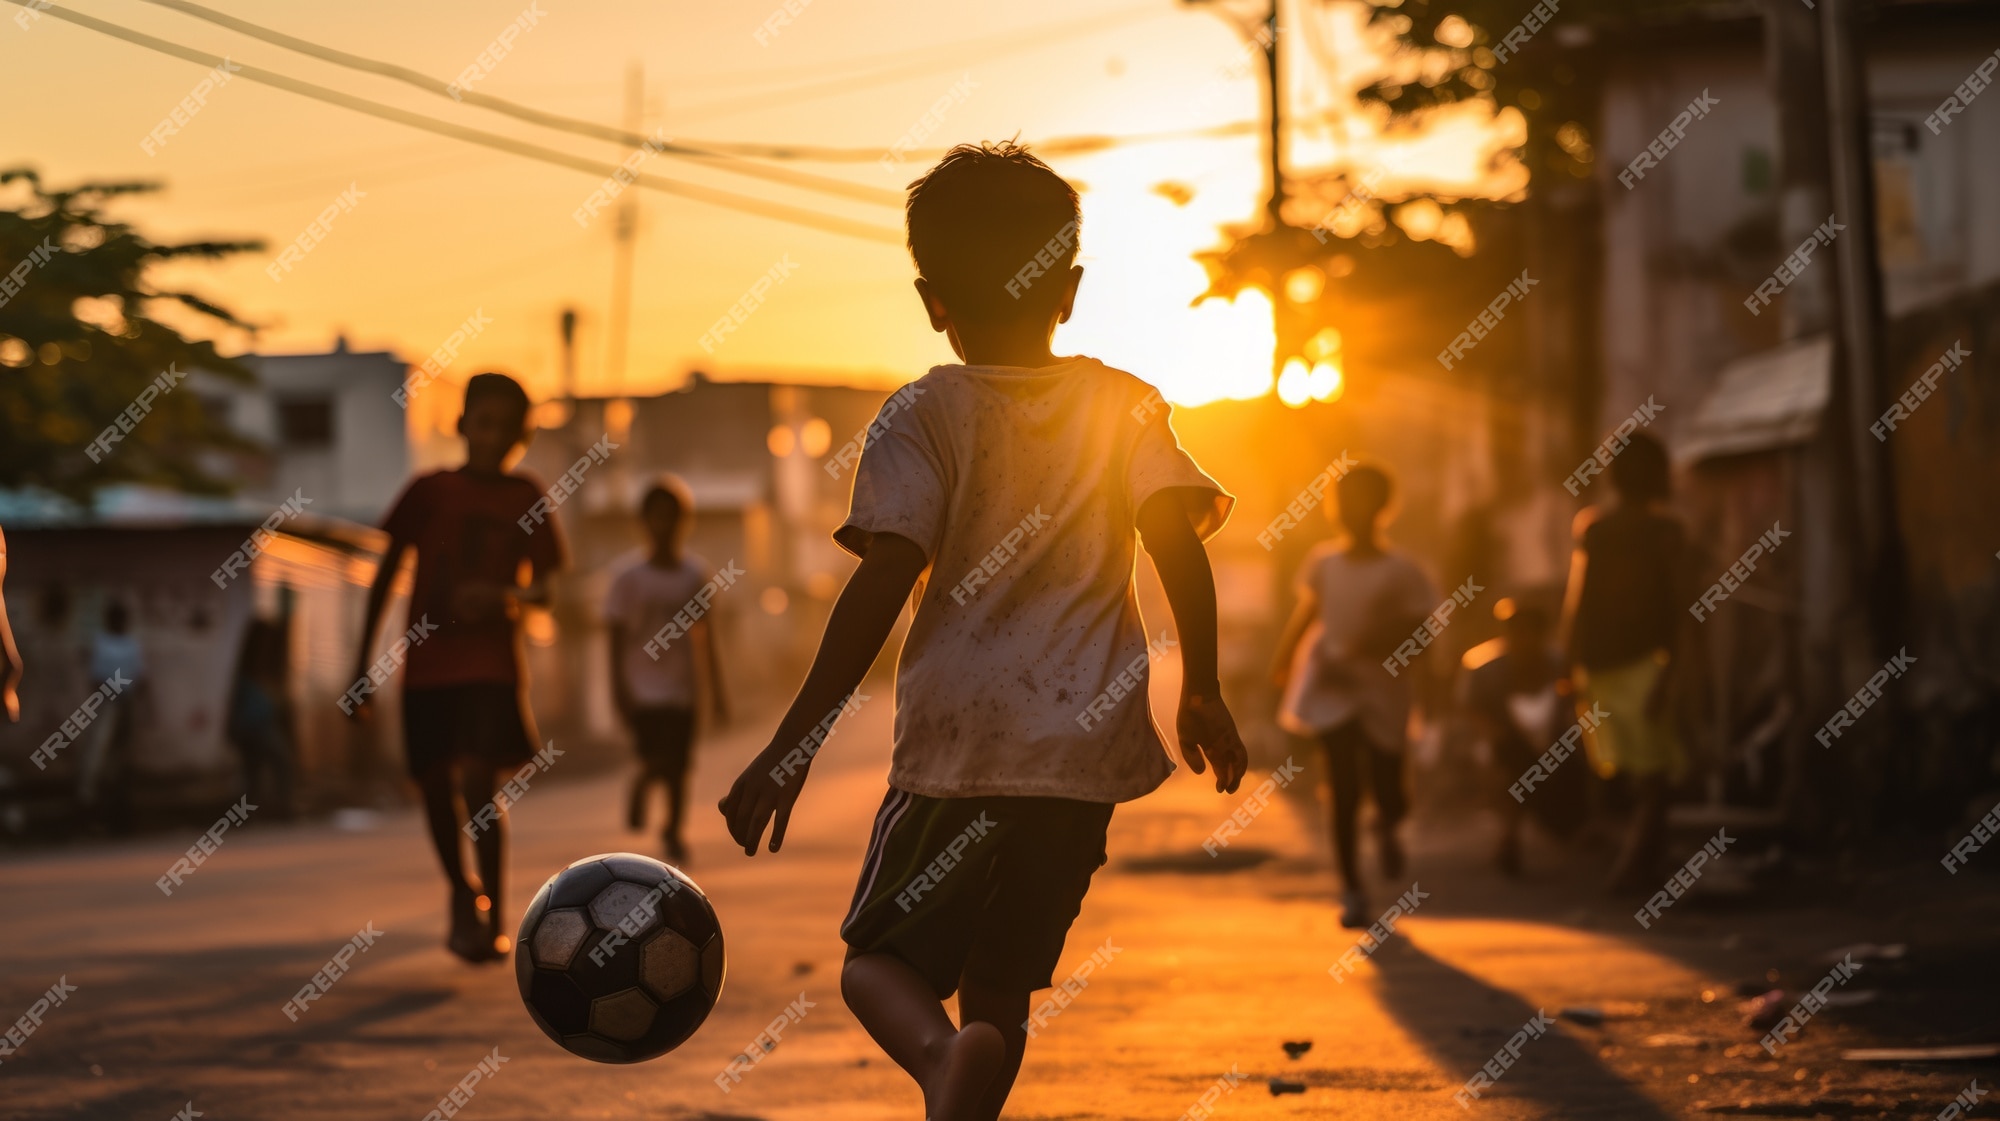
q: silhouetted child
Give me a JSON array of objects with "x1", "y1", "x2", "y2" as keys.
[
  {"x1": 1461, "y1": 597, "x2": 1570, "y2": 877},
  {"x1": 718, "y1": 141, "x2": 1246, "y2": 1121},
  {"x1": 605, "y1": 474, "x2": 730, "y2": 865},
  {"x1": 1560, "y1": 430, "x2": 1685, "y2": 893},
  {"x1": 1271, "y1": 465, "x2": 1435, "y2": 929},
  {"x1": 227, "y1": 613, "x2": 296, "y2": 820},
  {"x1": 79, "y1": 599, "x2": 146, "y2": 828},
  {"x1": 349, "y1": 372, "x2": 565, "y2": 963},
  {"x1": 0, "y1": 524, "x2": 20, "y2": 724}
]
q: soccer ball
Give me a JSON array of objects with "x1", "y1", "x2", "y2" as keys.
[{"x1": 515, "y1": 853, "x2": 725, "y2": 1063}]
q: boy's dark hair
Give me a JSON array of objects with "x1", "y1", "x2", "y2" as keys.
[
  {"x1": 1611, "y1": 431, "x2": 1671, "y2": 502},
  {"x1": 103, "y1": 599, "x2": 129, "y2": 633},
  {"x1": 1336, "y1": 464, "x2": 1394, "y2": 512},
  {"x1": 464, "y1": 372, "x2": 532, "y2": 430},
  {"x1": 905, "y1": 141, "x2": 1081, "y2": 325},
  {"x1": 640, "y1": 473, "x2": 694, "y2": 521}
]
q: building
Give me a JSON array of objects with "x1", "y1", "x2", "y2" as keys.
[
  {"x1": 197, "y1": 338, "x2": 412, "y2": 523},
  {"x1": 513, "y1": 372, "x2": 904, "y2": 752},
  {"x1": 1576, "y1": 1, "x2": 2000, "y2": 827}
]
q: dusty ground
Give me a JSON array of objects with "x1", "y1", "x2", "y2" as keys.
[{"x1": 0, "y1": 697, "x2": 1993, "y2": 1120}]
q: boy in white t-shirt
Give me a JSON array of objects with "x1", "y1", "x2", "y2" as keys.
[
  {"x1": 719, "y1": 141, "x2": 1247, "y2": 1121},
  {"x1": 605, "y1": 475, "x2": 730, "y2": 864},
  {"x1": 1271, "y1": 465, "x2": 1435, "y2": 928}
]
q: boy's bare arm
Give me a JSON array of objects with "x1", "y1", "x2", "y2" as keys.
[
  {"x1": 0, "y1": 528, "x2": 20, "y2": 722},
  {"x1": 1270, "y1": 588, "x2": 1318, "y2": 687},
  {"x1": 720, "y1": 532, "x2": 927, "y2": 855},
  {"x1": 346, "y1": 539, "x2": 409, "y2": 715},
  {"x1": 1136, "y1": 490, "x2": 1247, "y2": 794},
  {"x1": 693, "y1": 617, "x2": 730, "y2": 725},
  {"x1": 606, "y1": 621, "x2": 633, "y2": 720}
]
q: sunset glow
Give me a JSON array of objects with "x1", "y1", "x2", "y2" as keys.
[{"x1": 8, "y1": 0, "x2": 1521, "y2": 409}]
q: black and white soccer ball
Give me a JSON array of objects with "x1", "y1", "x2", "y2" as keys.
[{"x1": 515, "y1": 853, "x2": 725, "y2": 1063}]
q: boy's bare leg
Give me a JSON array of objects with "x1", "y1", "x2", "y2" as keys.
[
  {"x1": 627, "y1": 768, "x2": 655, "y2": 831},
  {"x1": 957, "y1": 975, "x2": 1031, "y2": 1121},
  {"x1": 843, "y1": 952, "x2": 1004, "y2": 1119},
  {"x1": 416, "y1": 764, "x2": 472, "y2": 893},
  {"x1": 662, "y1": 749, "x2": 691, "y2": 859},
  {"x1": 461, "y1": 764, "x2": 506, "y2": 946},
  {"x1": 417, "y1": 763, "x2": 492, "y2": 959}
]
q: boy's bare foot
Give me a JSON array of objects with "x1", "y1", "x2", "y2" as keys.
[
  {"x1": 448, "y1": 890, "x2": 504, "y2": 963},
  {"x1": 923, "y1": 1021, "x2": 1004, "y2": 1121}
]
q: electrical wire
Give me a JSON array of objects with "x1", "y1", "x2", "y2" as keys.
[
  {"x1": 688, "y1": 120, "x2": 1262, "y2": 164},
  {"x1": 126, "y1": 0, "x2": 1237, "y2": 165},
  {"x1": 665, "y1": 5, "x2": 1172, "y2": 124},
  {"x1": 128, "y1": 0, "x2": 902, "y2": 207},
  {"x1": 666, "y1": 2, "x2": 1165, "y2": 90},
  {"x1": 5, "y1": 0, "x2": 903, "y2": 244}
]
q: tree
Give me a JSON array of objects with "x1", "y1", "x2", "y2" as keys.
[{"x1": 0, "y1": 169, "x2": 261, "y2": 502}]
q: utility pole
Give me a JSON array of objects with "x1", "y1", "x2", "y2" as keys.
[
  {"x1": 1760, "y1": 0, "x2": 1903, "y2": 837},
  {"x1": 1819, "y1": 0, "x2": 1898, "y2": 630},
  {"x1": 1260, "y1": 3, "x2": 1283, "y2": 226},
  {"x1": 559, "y1": 307, "x2": 578, "y2": 401},
  {"x1": 1184, "y1": 0, "x2": 1285, "y2": 225},
  {"x1": 606, "y1": 59, "x2": 643, "y2": 396}
]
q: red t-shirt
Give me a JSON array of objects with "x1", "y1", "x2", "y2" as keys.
[{"x1": 379, "y1": 468, "x2": 566, "y2": 690}]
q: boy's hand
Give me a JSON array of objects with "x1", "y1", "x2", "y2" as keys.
[
  {"x1": 719, "y1": 745, "x2": 805, "y2": 856},
  {"x1": 1269, "y1": 653, "x2": 1294, "y2": 690},
  {"x1": 342, "y1": 661, "x2": 372, "y2": 722},
  {"x1": 1176, "y1": 691, "x2": 1247, "y2": 793}
]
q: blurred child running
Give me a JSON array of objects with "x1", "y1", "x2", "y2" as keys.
[
  {"x1": 604, "y1": 473, "x2": 730, "y2": 865},
  {"x1": 1272, "y1": 464, "x2": 1436, "y2": 929},
  {"x1": 1559, "y1": 430, "x2": 1687, "y2": 893},
  {"x1": 348, "y1": 372, "x2": 565, "y2": 963}
]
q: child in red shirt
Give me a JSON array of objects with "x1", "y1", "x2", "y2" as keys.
[{"x1": 349, "y1": 372, "x2": 566, "y2": 962}]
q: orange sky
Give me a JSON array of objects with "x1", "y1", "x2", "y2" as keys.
[{"x1": 6, "y1": 0, "x2": 1522, "y2": 414}]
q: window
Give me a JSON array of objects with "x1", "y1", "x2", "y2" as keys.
[
  {"x1": 276, "y1": 396, "x2": 334, "y2": 447},
  {"x1": 196, "y1": 393, "x2": 233, "y2": 429},
  {"x1": 1872, "y1": 112, "x2": 1963, "y2": 299}
]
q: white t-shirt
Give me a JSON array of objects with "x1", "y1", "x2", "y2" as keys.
[
  {"x1": 604, "y1": 554, "x2": 712, "y2": 709},
  {"x1": 837, "y1": 356, "x2": 1231, "y2": 803},
  {"x1": 90, "y1": 632, "x2": 146, "y2": 685},
  {"x1": 1279, "y1": 544, "x2": 1437, "y2": 749}
]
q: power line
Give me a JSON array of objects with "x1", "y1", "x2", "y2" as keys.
[
  {"x1": 126, "y1": 0, "x2": 1237, "y2": 167},
  {"x1": 665, "y1": 5, "x2": 1171, "y2": 124},
  {"x1": 129, "y1": 0, "x2": 902, "y2": 207},
  {"x1": 666, "y1": 3, "x2": 1165, "y2": 91},
  {"x1": 7, "y1": 0, "x2": 903, "y2": 244},
  {"x1": 654, "y1": 121, "x2": 1262, "y2": 165}
]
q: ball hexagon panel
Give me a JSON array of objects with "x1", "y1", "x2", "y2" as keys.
[
  {"x1": 531, "y1": 908, "x2": 590, "y2": 970},
  {"x1": 639, "y1": 929, "x2": 701, "y2": 1002},
  {"x1": 589, "y1": 987, "x2": 659, "y2": 1043},
  {"x1": 588, "y1": 880, "x2": 664, "y2": 937}
]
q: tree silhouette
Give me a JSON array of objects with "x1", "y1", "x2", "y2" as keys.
[{"x1": 0, "y1": 168, "x2": 262, "y2": 502}]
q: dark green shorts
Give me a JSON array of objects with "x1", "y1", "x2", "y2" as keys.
[{"x1": 840, "y1": 788, "x2": 1113, "y2": 998}]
